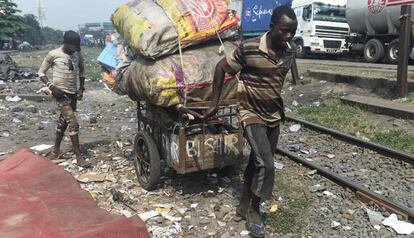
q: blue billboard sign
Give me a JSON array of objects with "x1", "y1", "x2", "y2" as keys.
[{"x1": 241, "y1": 0, "x2": 293, "y2": 33}]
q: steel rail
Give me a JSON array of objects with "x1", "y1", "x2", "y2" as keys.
[
  {"x1": 286, "y1": 115, "x2": 414, "y2": 164},
  {"x1": 276, "y1": 148, "x2": 414, "y2": 222}
]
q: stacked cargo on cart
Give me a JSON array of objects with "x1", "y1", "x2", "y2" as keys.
[{"x1": 98, "y1": 0, "x2": 244, "y2": 190}]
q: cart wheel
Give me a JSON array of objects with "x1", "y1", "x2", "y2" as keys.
[{"x1": 133, "y1": 131, "x2": 160, "y2": 191}]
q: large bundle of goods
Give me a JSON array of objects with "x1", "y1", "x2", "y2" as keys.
[
  {"x1": 111, "y1": 0, "x2": 239, "y2": 59},
  {"x1": 99, "y1": 0, "x2": 240, "y2": 108},
  {"x1": 112, "y1": 42, "x2": 238, "y2": 107}
]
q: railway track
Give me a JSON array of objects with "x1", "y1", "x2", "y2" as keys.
[{"x1": 279, "y1": 117, "x2": 414, "y2": 222}]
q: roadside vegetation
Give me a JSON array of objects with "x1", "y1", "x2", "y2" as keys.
[
  {"x1": 10, "y1": 47, "x2": 103, "y2": 81},
  {"x1": 289, "y1": 100, "x2": 414, "y2": 154}
]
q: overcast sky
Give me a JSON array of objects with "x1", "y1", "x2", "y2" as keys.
[{"x1": 12, "y1": 0, "x2": 130, "y2": 31}]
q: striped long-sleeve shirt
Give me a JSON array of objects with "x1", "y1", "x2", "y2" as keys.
[
  {"x1": 226, "y1": 33, "x2": 294, "y2": 127},
  {"x1": 38, "y1": 47, "x2": 84, "y2": 94}
]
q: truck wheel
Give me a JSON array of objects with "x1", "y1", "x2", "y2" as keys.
[
  {"x1": 133, "y1": 131, "x2": 160, "y2": 191},
  {"x1": 364, "y1": 39, "x2": 385, "y2": 63},
  {"x1": 386, "y1": 39, "x2": 399, "y2": 64},
  {"x1": 295, "y1": 40, "x2": 307, "y2": 58}
]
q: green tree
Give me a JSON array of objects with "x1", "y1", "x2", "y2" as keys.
[
  {"x1": 41, "y1": 27, "x2": 63, "y2": 45},
  {"x1": 0, "y1": 0, "x2": 27, "y2": 46},
  {"x1": 20, "y1": 14, "x2": 43, "y2": 45}
]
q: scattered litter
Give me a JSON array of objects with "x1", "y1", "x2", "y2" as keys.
[
  {"x1": 176, "y1": 207, "x2": 187, "y2": 215},
  {"x1": 240, "y1": 230, "x2": 250, "y2": 236},
  {"x1": 150, "y1": 223, "x2": 181, "y2": 238},
  {"x1": 0, "y1": 80, "x2": 4, "y2": 84},
  {"x1": 217, "y1": 221, "x2": 226, "y2": 227},
  {"x1": 12, "y1": 118, "x2": 22, "y2": 123},
  {"x1": 307, "y1": 170, "x2": 318, "y2": 176},
  {"x1": 292, "y1": 100, "x2": 299, "y2": 107},
  {"x1": 5, "y1": 95, "x2": 22, "y2": 102},
  {"x1": 155, "y1": 207, "x2": 171, "y2": 216},
  {"x1": 274, "y1": 162, "x2": 284, "y2": 170},
  {"x1": 139, "y1": 210, "x2": 159, "y2": 222},
  {"x1": 299, "y1": 94, "x2": 304, "y2": 97},
  {"x1": 155, "y1": 204, "x2": 173, "y2": 209},
  {"x1": 289, "y1": 124, "x2": 301, "y2": 132},
  {"x1": 366, "y1": 208, "x2": 384, "y2": 230},
  {"x1": 163, "y1": 214, "x2": 182, "y2": 222},
  {"x1": 288, "y1": 86, "x2": 293, "y2": 91},
  {"x1": 1, "y1": 132, "x2": 10, "y2": 137},
  {"x1": 323, "y1": 191, "x2": 336, "y2": 198},
  {"x1": 343, "y1": 209, "x2": 355, "y2": 220},
  {"x1": 30, "y1": 144, "x2": 53, "y2": 152},
  {"x1": 320, "y1": 80, "x2": 327, "y2": 83},
  {"x1": 331, "y1": 221, "x2": 341, "y2": 228},
  {"x1": 270, "y1": 204, "x2": 278, "y2": 213},
  {"x1": 313, "y1": 101, "x2": 321, "y2": 107},
  {"x1": 310, "y1": 184, "x2": 325, "y2": 193},
  {"x1": 122, "y1": 210, "x2": 134, "y2": 218},
  {"x1": 326, "y1": 154, "x2": 335, "y2": 159},
  {"x1": 356, "y1": 132, "x2": 371, "y2": 141},
  {"x1": 309, "y1": 148, "x2": 318, "y2": 155},
  {"x1": 190, "y1": 203, "x2": 198, "y2": 209},
  {"x1": 77, "y1": 172, "x2": 106, "y2": 183},
  {"x1": 382, "y1": 214, "x2": 414, "y2": 235},
  {"x1": 288, "y1": 144, "x2": 300, "y2": 152},
  {"x1": 342, "y1": 226, "x2": 352, "y2": 231}
]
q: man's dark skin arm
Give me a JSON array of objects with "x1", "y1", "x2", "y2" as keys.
[
  {"x1": 204, "y1": 58, "x2": 237, "y2": 119},
  {"x1": 77, "y1": 77, "x2": 85, "y2": 100}
]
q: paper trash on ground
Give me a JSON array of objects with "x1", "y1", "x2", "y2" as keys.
[
  {"x1": 5, "y1": 95, "x2": 22, "y2": 102},
  {"x1": 30, "y1": 144, "x2": 53, "y2": 152},
  {"x1": 289, "y1": 124, "x2": 301, "y2": 132},
  {"x1": 382, "y1": 214, "x2": 414, "y2": 235},
  {"x1": 366, "y1": 209, "x2": 384, "y2": 230},
  {"x1": 138, "y1": 210, "x2": 159, "y2": 222}
]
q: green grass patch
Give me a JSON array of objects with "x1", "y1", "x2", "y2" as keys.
[
  {"x1": 290, "y1": 100, "x2": 414, "y2": 154},
  {"x1": 10, "y1": 47, "x2": 103, "y2": 81},
  {"x1": 266, "y1": 171, "x2": 312, "y2": 234}
]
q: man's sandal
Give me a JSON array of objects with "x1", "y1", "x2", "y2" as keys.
[{"x1": 246, "y1": 212, "x2": 266, "y2": 238}]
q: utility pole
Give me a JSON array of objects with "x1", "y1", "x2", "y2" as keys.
[
  {"x1": 37, "y1": 0, "x2": 46, "y2": 28},
  {"x1": 396, "y1": 5, "x2": 412, "y2": 98}
]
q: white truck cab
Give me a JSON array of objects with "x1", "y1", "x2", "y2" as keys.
[{"x1": 292, "y1": 0, "x2": 349, "y2": 58}]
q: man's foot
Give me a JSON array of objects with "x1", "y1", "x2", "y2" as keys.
[
  {"x1": 246, "y1": 209, "x2": 265, "y2": 238},
  {"x1": 76, "y1": 157, "x2": 92, "y2": 168},
  {"x1": 234, "y1": 205, "x2": 248, "y2": 222}
]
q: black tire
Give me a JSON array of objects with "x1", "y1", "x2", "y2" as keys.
[
  {"x1": 364, "y1": 39, "x2": 385, "y2": 63},
  {"x1": 133, "y1": 131, "x2": 160, "y2": 191},
  {"x1": 386, "y1": 39, "x2": 399, "y2": 64},
  {"x1": 295, "y1": 40, "x2": 307, "y2": 58}
]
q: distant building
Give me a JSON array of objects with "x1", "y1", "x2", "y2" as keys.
[{"x1": 78, "y1": 22, "x2": 115, "y2": 48}]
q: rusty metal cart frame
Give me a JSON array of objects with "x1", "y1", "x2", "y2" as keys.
[{"x1": 132, "y1": 100, "x2": 244, "y2": 190}]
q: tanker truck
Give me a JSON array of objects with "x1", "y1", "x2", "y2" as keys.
[
  {"x1": 346, "y1": 0, "x2": 413, "y2": 64},
  {"x1": 292, "y1": 0, "x2": 349, "y2": 58}
]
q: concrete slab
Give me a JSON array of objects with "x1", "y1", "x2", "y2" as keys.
[{"x1": 341, "y1": 94, "x2": 414, "y2": 119}]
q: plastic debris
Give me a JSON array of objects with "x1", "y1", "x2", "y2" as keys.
[
  {"x1": 289, "y1": 124, "x2": 301, "y2": 132},
  {"x1": 12, "y1": 118, "x2": 22, "y2": 123},
  {"x1": 382, "y1": 214, "x2": 414, "y2": 235},
  {"x1": 292, "y1": 100, "x2": 299, "y2": 107},
  {"x1": 331, "y1": 221, "x2": 341, "y2": 228},
  {"x1": 309, "y1": 148, "x2": 318, "y2": 155},
  {"x1": 5, "y1": 95, "x2": 22, "y2": 102},
  {"x1": 122, "y1": 210, "x2": 134, "y2": 218},
  {"x1": 323, "y1": 191, "x2": 336, "y2": 198},
  {"x1": 139, "y1": 210, "x2": 159, "y2": 222},
  {"x1": 30, "y1": 144, "x2": 53, "y2": 152},
  {"x1": 270, "y1": 204, "x2": 278, "y2": 213},
  {"x1": 1, "y1": 132, "x2": 10, "y2": 137},
  {"x1": 313, "y1": 101, "x2": 321, "y2": 107},
  {"x1": 240, "y1": 230, "x2": 250, "y2": 236},
  {"x1": 326, "y1": 154, "x2": 335, "y2": 159},
  {"x1": 77, "y1": 172, "x2": 106, "y2": 183},
  {"x1": 150, "y1": 223, "x2": 181, "y2": 238},
  {"x1": 366, "y1": 208, "x2": 384, "y2": 230},
  {"x1": 274, "y1": 162, "x2": 284, "y2": 170},
  {"x1": 310, "y1": 184, "x2": 325, "y2": 193},
  {"x1": 288, "y1": 144, "x2": 300, "y2": 152},
  {"x1": 190, "y1": 203, "x2": 198, "y2": 209}
]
